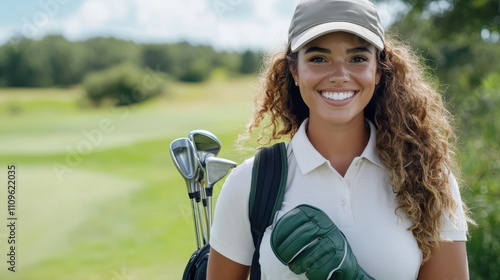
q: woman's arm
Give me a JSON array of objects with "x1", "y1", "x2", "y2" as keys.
[
  {"x1": 207, "y1": 247, "x2": 250, "y2": 280},
  {"x1": 418, "y1": 241, "x2": 469, "y2": 280}
]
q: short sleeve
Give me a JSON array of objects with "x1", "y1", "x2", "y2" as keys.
[
  {"x1": 440, "y1": 173, "x2": 468, "y2": 241},
  {"x1": 209, "y1": 157, "x2": 255, "y2": 266}
]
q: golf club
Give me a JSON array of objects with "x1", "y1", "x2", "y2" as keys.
[
  {"x1": 205, "y1": 156, "x2": 237, "y2": 224},
  {"x1": 188, "y1": 130, "x2": 222, "y2": 241},
  {"x1": 169, "y1": 138, "x2": 202, "y2": 249},
  {"x1": 188, "y1": 130, "x2": 222, "y2": 160},
  {"x1": 193, "y1": 165, "x2": 209, "y2": 245}
]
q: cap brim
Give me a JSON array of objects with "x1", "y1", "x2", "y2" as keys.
[{"x1": 290, "y1": 22, "x2": 384, "y2": 52}]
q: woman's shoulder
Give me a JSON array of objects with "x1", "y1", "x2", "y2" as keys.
[
  {"x1": 216, "y1": 156, "x2": 255, "y2": 201},
  {"x1": 218, "y1": 142, "x2": 291, "y2": 207},
  {"x1": 439, "y1": 171, "x2": 468, "y2": 240},
  {"x1": 210, "y1": 156, "x2": 257, "y2": 265},
  {"x1": 228, "y1": 156, "x2": 255, "y2": 182}
]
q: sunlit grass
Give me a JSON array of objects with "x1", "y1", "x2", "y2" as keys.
[
  {"x1": 0, "y1": 76, "x2": 257, "y2": 279},
  {"x1": 4, "y1": 73, "x2": 497, "y2": 279}
]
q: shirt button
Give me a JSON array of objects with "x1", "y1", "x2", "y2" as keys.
[{"x1": 341, "y1": 198, "x2": 347, "y2": 205}]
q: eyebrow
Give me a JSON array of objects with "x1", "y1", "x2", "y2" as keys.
[
  {"x1": 304, "y1": 46, "x2": 331, "y2": 54},
  {"x1": 303, "y1": 46, "x2": 373, "y2": 55},
  {"x1": 346, "y1": 47, "x2": 373, "y2": 54}
]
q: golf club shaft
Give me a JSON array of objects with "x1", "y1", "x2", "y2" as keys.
[
  {"x1": 196, "y1": 188, "x2": 209, "y2": 245},
  {"x1": 200, "y1": 181, "x2": 211, "y2": 239},
  {"x1": 189, "y1": 198, "x2": 202, "y2": 249},
  {"x1": 189, "y1": 180, "x2": 205, "y2": 249},
  {"x1": 206, "y1": 183, "x2": 215, "y2": 227},
  {"x1": 207, "y1": 197, "x2": 213, "y2": 227}
]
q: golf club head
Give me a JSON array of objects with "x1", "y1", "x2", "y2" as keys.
[
  {"x1": 205, "y1": 156, "x2": 237, "y2": 186},
  {"x1": 170, "y1": 138, "x2": 198, "y2": 194},
  {"x1": 188, "y1": 130, "x2": 221, "y2": 167}
]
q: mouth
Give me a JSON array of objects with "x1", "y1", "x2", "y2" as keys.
[{"x1": 320, "y1": 91, "x2": 357, "y2": 101}]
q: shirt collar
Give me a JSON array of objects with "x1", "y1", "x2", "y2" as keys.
[
  {"x1": 291, "y1": 119, "x2": 384, "y2": 175},
  {"x1": 291, "y1": 119, "x2": 327, "y2": 174},
  {"x1": 362, "y1": 120, "x2": 384, "y2": 168}
]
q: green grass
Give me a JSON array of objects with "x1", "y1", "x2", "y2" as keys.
[
  {"x1": 0, "y1": 76, "x2": 258, "y2": 279},
  {"x1": 1, "y1": 75, "x2": 499, "y2": 279}
]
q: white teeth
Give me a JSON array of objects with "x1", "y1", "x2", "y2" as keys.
[{"x1": 321, "y1": 91, "x2": 355, "y2": 101}]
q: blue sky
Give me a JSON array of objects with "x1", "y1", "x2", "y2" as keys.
[{"x1": 0, "y1": 0, "x2": 402, "y2": 51}]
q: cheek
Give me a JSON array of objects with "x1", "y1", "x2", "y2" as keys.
[
  {"x1": 297, "y1": 64, "x2": 324, "y2": 84},
  {"x1": 359, "y1": 66, "x2": 379, "y2": 87}
]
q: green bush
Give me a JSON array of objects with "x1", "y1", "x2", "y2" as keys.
[
  {"x1": 83, "y1": 63, "x2": 165, "y2": 106},
  {"x1": 459, "y1": 73, "x2": 500, "y2": 279},
  {"x1": 178, "y1": 59, "x2": 211, "y2": 82}
]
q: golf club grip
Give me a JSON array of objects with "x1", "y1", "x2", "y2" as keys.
[{"x1": 205, "y1": 187, "x2": 213, "y2": 197}]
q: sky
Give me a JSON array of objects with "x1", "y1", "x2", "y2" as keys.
[{"x1": 0, "y1": 0, "x2": 404, "y2": 51}]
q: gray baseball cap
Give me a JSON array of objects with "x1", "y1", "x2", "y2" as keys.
[{"x1": 288, "y1": 0, "x2": 385, "y2": 52}]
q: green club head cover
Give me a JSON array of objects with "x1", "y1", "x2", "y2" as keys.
[{"x1": 270, "y1": 204, "x2": 374, "y2": 280}]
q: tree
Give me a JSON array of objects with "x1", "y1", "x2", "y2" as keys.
[
  {"x1": 80, "y1": 37, "x2": 141, "y2": 73},
  {"x1": 0, "y1": 37, "x2": 54, "y2": 87},
  {"x1": 0, "y1": 35, "x2": 263, "y2": 87},
  {"x1": 383, "y1": 1, "x2": 500, "y2": 278},
  {"x1": 38, "y1": 35, "x2": 85, "y2": 86},
  {"x1": 141, "y1": 44, "x2": 176, "y2": 74},
  {"x1": 458, "y1": 73, "x2": 500, "y2": 279},
  {"x1": 377, "y1": 0, "x2": 500, "y2": 37},
  {"x1": 239, "y1": 50, "x2": 261, "y2": 74}
]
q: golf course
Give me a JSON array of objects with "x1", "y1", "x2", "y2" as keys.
[
  {"x1": 0, "y1": 75, "x2": 258, "y2": 279},
  {"x1": 1, "y1": 0, "x2": 500, "y2": 277},
  {"x1": 1, "y1": 71, "x2": 499, "y2": 280}
]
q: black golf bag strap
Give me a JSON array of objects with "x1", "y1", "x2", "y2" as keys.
[{"x1": 248, "y1": 142, "x2": 288, "y2": 280}]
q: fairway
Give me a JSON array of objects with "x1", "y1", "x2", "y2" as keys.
[{"x1": 0, "y1": 76, "x2": 258, "y2": 279}]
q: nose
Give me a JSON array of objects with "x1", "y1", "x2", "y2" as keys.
[{"x1": 328, "y1": 62, "x2": 349, "y2": 83}]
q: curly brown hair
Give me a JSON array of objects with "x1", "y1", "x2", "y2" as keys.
[{"x1": 242, "y1": 33, "x2": 468, "y2": 262}]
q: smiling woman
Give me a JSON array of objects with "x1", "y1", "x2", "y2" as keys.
[
  {"x1": 291, "y1": 32, "x2": 381, "y2": 137},
  {"x1": 207, "y1": 0, "x2": 472, "y2": 279}
]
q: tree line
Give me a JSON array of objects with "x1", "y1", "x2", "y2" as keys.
[
  {"x1": 385, "y1": 0, "x2": 500, "y2": 278},
  {"x1": 0, "y1": 35, "x2": 262, "y2": 87}
]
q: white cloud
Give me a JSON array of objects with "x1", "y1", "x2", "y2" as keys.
[
  {"x1": 61, "y1": 0, "x2": 131, "y2": 38},
  {"x1": 54, "y1": 0, "x2": 296, "y2": 50},
  {"x1": 130, "y1": 0, "x2": 219, "y2": 43},
  {"x1": 0, "y1": 0, "x2": 299, "y2": 50},
  {"x1": 0, "y1": 0, "x2": 406, "y2": 50},
  {"x1": 0, "y1": 27, "x2": 14, "y2": 42},
  {"x1": 201, "y1": 0, "x2": 297, "y2": 51}
]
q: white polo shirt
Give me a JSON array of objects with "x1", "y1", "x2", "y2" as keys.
[{"x1": 210, "y1": 119, "x2": 467, "y2": 280}]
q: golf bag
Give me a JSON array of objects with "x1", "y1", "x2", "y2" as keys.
[
  {"x1": 182, "y1": 243, "x2": 210, "y2": 280},
  {"x1": 182, "y1": 142, "x2": 288, "y2": 280}
]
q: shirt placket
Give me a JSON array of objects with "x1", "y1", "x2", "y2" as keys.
[{"x1": 337, "y1": 157, "x2": 365, "y2": 226}]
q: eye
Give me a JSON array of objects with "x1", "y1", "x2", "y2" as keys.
[
  {"x1": 351, "y1": 56, "x2": 368, "y2": 63},
  {"x1": 309, "y1": 56, "x2": 327, "y2": 63}
]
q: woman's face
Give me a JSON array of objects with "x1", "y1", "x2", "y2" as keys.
[{"x1": 292, "y1": 32, "x2": 380, "y2": 127}]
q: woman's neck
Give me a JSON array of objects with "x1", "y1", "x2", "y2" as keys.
[{"x1": 306, "y1": 116, "x2": 370, "y2": 176}]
